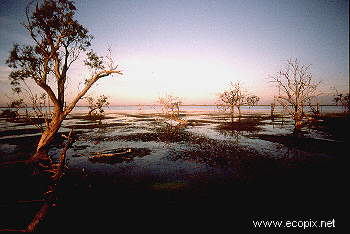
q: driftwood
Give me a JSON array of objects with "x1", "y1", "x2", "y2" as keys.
[
  {"x1": 73, "y1": 148, "x2": 133, "y2": 161},
  {"x1": 88, "y1": 148, "x2": 132, "y2": 160}
]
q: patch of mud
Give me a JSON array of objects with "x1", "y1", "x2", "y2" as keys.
[
  {"x1": 308, "y1": 114, "x2": 349, "y2": 141},
  {"x1": 0, "y1": 128, "x2": 42, "y2": 138},
  {"x1": 216, "y1": 118, "x2": 264, "y2": 132},
  {"x1": 168, "y1": 137, "x2": 251, "y2": 167},
  {"x1": 68, "y1": 115, "x2": 115, "y2": 120},
  {"x1": 0, "y1": 130, "x2": 83, "y2": 162},
  {"x1": 131, "y1": 118, "x2": 157, "y2": 122},
  {"x1": 254, "y1": 134, "x2": 346, "y2": 156},
  {"x1": 82, "y1": 123, "x2": 196, "y2": 143},
  {"x1": 65, "y1": 122, "x2": 129, "y2": 129},
  {"x1": 186, "y1": 119, "x2": 219, "y2": 126},
  {"x1": 122, "y1": 113, "x2": 156, "y2": 118},
  {"x1": 97, "y1": 132, "x2": 188, "y2": 143},
  {"x1": 72, "y1": 144, "x2": 90, "y2": 151},
  {"x1": 6, "y1": 117, "x2": 48, "y2": 123}
]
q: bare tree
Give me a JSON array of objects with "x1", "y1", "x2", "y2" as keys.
[
  {"x1": 158, "y1": 94, "x2": 182, "y2": 119},
  {"x1": 246, "y1": 94, "x2": 260, "y2": 108},
  {"x1": 85, "y1": 94, "x2": 110, "y2": 117},
  {"x1": 270, "y1": 58, "x2": 320, "y2": 130},
  {"x1": 5, "y1": 0, "x2": 122, "y2": 162},
  {"x1": 217, "y1": 81, "x2": 254, "y2": 121}
]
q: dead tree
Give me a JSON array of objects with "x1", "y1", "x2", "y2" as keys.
[
  {"x1": 246, "y1": 95, "x2": 260, "y2": 108},
  {"x1": 158, "y1": 94, "x2": 182, "y2": 119},
  {"x1": 6, "y1": 0, "x2": 122, "y2": 162},
  {"x1": 270, "y1": 58, "x2": 320, "y2": 131},
  {"x1": 217, "y1": 81, "x2": 258, "y2": 121}
]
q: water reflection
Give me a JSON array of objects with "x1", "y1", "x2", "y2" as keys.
[{"x1": 215, "y1": 117, "x2": 264, "y2": 143}]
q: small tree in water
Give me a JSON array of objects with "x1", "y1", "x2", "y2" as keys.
[
  {"x1": 0, "y1": 98, "x2": 25, "y2": 118},
  {"x1": 217, "y1": 81, "x2": 258, "y2": 122},
  {"x1": 158, "y1": 94, "x2": 182, "y2": 119},
  {"x1": 333, "y1": 91, "x2": 350, "y2": 113},
  {"x1": 246, "y1": 95, "x2": 260, "y2": 108},
  {"x1": 6, "y1": 0, "x2": 122, "y2": 162},
  {"x1": 270, "y1": 58, "x2": 320, "y2": 131},
  {"x1": 86, "y1": 95, "x2": 110, "y2": 117}
]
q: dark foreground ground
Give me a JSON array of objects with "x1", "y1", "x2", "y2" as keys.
[{"x1": 0, "y1": 112, "x2": 348, "y2": 232}]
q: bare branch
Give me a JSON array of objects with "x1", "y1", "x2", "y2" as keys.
[
  {"x1": 270, "y1": 58, "x2": 320, "y2": 130},
  {"x1": 64, "y1": 69, "x2": 122, "y2": 115}
]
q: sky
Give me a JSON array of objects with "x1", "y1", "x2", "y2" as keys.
[{"x1": 0, "y1": 0, "x2": 349, "y2": 106}]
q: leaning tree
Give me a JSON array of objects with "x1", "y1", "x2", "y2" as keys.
[
  {"x1": 270, "y1": 58, "x2": 320, "y2": 130},
  {"x1": 6, "y1": 0, "x2": 122, "y2": 162}
]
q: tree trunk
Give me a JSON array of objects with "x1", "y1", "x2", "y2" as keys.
[
  {"x1": 230, "y1": 105, "x2": 234, "y2": 123},
  {"x1": 293, "y1": 111, "x2": 303, "y2": 131},
  {"x1": 88, "y1": 109, "x2": 95, "y2": 116},
  {"x1": 32, "y1": 112, "x2": 65, "y2": 161},
  {"x1": 271, "y1": 103, "x2": 275, "y2": 118}
]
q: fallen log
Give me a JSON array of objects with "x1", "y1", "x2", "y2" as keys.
[{"x1": 88, "y1": 148, "x2": 132, "y2": 160}]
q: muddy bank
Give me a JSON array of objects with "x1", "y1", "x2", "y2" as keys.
[
  {"x1": 216, "y1": 116, "x2": 266, "y2": 132},
  {"x1": 254, "y1": 134, "x2": 347, "y2": 156},
  {"x1": 0, "y1": 130, "x2": 83, "y2": 162},
  {"x1": 65, "y1": 122, "x2": 129, "y2": 129},
  {"x1": 309, "y1": 114, "x2": 349, "y2": 141},
  {"x1": 0, "y1": 128, "x2": 42, "y2": 138}
]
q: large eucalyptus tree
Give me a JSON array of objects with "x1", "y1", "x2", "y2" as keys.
[{"x1": 6, "y1": 0, "x2": 122, "y2": 161}]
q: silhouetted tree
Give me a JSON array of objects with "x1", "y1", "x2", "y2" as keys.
[
  {"x1": 6, "y1": 0, "x2": 122, "y2": 161},
  {"x1": 217, "y1": 81, "x2": 258, "y2": 121},
  {"x1": 270, "y1": 58, "x2": 320, "y2": 131}
]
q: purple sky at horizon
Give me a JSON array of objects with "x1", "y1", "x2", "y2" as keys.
[{"x1": 0, "y1": 0, "x2": 348, "y2": 105}]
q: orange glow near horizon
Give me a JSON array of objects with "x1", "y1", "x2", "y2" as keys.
[{"x1": 78, "y1": 54, "x2": 276, "y2": 106}]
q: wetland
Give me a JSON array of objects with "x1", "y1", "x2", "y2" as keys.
[{"x1": 0, "y1": 106, "x2": 347, "y2": 232}]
